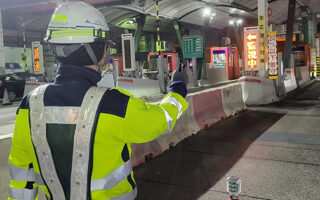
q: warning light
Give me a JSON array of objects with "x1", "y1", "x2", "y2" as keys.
[
  {"x1": 246, "y1": 33, "x2": 257, "y2": 69},
  {"x1": 33, "y1": 47, "x2": 40, "y2": 72}
]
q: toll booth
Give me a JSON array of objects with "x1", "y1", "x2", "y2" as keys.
[
  {"x1": 148, "y1": 52, "x2": 178, "y2": 73},
  {"x1": 207, "y1": 47, "x2": 239, "y2": 80},
  {"x1": 277, "y1": 42, "x2": 311, "y2": 86}
]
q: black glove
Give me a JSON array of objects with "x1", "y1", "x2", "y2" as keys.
[{"x1": 172, "y1": 63, "x2": 189, "y2": 85}]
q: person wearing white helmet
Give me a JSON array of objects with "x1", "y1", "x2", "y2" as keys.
[{"x1": 8, "y1": 2, "x2": 189, "y2": 200}]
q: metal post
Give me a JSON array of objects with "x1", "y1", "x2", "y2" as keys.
[
  {"x1": 192, "y1": 57, "x2": 199, "y2": 87},
  {"x1": 0, "y1": 9, "x2": 5, "y2": 75},
  {"x1": 157, "y1": 57, "x2": 166, "y2": 93},
  {"x1": 301, "y1": 6, "x2": 309, "y2": 44},
  {"x1": 21, "y1": 23, "x2": 28, "y2": 72},
  {"x1": 283, "y1": 0, "x2": 296, "y2": 69},
  {"x1": 156, "y1": 0, "x2": 160, "y2": 55},
  {"x1": 113, "y1": 59, "x2": 119, "y2": 86},
  {"x1": 257, "y1": 0, "x2": 268, "y2": 77},
  {"x1": 231, "y1": 16, "x2": 243, "y2": 59},
  {"x1": 134, "y1": 14, "x2": 146, "y2": 53}
]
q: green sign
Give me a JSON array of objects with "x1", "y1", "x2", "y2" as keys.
[{"x1": 183, "y1": 36, "x2": 203, "y2": 59}]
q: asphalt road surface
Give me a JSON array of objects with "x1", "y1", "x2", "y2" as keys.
[{"x1": 133, "y1": 80, "x2": 320, "y2": 200}]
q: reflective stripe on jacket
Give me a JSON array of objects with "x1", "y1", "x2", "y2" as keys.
[{"x1": 8, "y1": 66, "x2": 188, "y2": 200}]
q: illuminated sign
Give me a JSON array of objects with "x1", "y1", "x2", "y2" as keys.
[
  {"x1": 246, "y1": 33, "x2": 258, "y2": 69},
  {"x1": 268, "y1": 32, "x2": 278, "y2": 79},
  {"x1": 33, "y1": 47, "x2": 40, "y2": 72}
]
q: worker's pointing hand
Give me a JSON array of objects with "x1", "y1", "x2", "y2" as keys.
[{"x1": 172, "y1": 63, "x2": 189, "y2": 85}]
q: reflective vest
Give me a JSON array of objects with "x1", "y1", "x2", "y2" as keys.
[{"x1": 8, "y1": 84, "x2": 188, "y2": 200}]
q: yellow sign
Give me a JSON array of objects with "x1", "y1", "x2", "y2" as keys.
[
  {"x1": 33, "y1": 47, "x2": 40, "y2": 72},
  {"x1": 258, "y1": 14, "x2": 265, "y2": 66},
  {"x1": 156, "y1": 41, "x2": 166, "y2": 52}
]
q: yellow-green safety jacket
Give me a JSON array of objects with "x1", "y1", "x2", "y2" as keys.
[{"x1": 8, "y1": 65, "x2": 188, "y2": 200}]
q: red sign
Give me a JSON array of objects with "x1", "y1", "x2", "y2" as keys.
[{"x1": 246, "y1": 33, "x2": 257, "y2": 69}]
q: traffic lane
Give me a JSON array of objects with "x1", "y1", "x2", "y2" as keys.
[{"x1": 134, "y1": 111, "x2": 285, "y2": 200}]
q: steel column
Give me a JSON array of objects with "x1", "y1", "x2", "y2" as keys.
[
  {"x1": 0, "y1": 9, "x2": 5, "y2": 75},
  {"x1": 257, "y1": 0, "x2": 268, "y2": 77},
  {"x1": 301, "y1": 6, "x2": 309, "y2": 44},
  {"x1": 134, "y1": 14, "x2": 146, "y2": 52},
  {"x1": 283, "y1": 0, "x2": 296, "y2": 69}
]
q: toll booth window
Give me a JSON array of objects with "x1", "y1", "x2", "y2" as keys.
[
  {"x1": 292, "y1": 47, "x2": 305, "y2": 67},
  {"x1": 124, "y1": 40, "x2": 131, "y2": 69},
  {"x1": 213, "y1": 50, "x2": 226, "y2": 68}
]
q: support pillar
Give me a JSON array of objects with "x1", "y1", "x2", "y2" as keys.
[
  {"x1": 257, "y1": 0, "x2": 268, "y2": 77},
  {"x1": 283, "y1": 0, "x2": 296, "y2": 69},
  {"x1": 301, "y1": 6, "x2": 309, "y2": 44},
  {"x1": 173, "y1": 21, "x2": 184, "y2": 63},
  {"x1": 0, "y1": 9, "x2": 5, "y2": 74},
  {"x1": 134, "y1": 14, "x2": 146, "y2": 52},
  {"x1": 231, "y1": 16, "x2": 243, "y2": 59}
]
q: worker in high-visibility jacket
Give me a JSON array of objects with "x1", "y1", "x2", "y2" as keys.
[{"x1": 8, "y1": 2, "x2": 188, "y2": 200}]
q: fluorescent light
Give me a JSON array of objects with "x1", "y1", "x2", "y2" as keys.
[
  {"x1": 229, "y1": 20, "x2": 234, "y2": 25},
  {"x1": 237, "y1": 19, "x2": 243, "y2": 24},
  {"x1": 203, "y1": 7, "x2": 212, "y2": 16}
]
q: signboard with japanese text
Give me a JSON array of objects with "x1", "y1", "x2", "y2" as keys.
[
  {"x1": 258, "y1": 15, "x2": 266, "y2": 67},
  {"x1": 183, "y1": 36, "x2": 203, "y2": 59},
  {"x1": 268, "y1": 32, "x2": 277, "y2": 79},
  {"x1": 31, "y1": 41, "x2": 44, "y2": 74},
  {"x1": 244, "y1": 26, "x2": 260, "y2": 71}
]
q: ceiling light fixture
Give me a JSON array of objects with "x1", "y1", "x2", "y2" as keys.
[{"x1": 203, "y1": 7, "x2": 212, "y2": 16}]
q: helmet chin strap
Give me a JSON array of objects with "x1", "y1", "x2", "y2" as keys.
[{"x1": 83, "y1": 43, "x2": 110, "y2": 73}]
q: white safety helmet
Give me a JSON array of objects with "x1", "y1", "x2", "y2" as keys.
[{"x1": 45, "y1": 1, "x2": 109, "y2": 44}]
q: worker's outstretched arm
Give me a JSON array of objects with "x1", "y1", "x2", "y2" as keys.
[
  {"x1": 120, "y1": 80, "x2": 188, "y2": 144},
  {"x1": 8, "y1": 97, "x2": 38, "y2": 200}
]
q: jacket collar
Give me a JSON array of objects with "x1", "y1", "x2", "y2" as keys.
[{"x1": 54, "y1": 64, "x2": 101, "y2": 86}]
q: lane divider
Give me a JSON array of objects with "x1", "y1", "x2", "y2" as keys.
[{"x1": 131, "y1": 83, "x2": 246, "y2": 166}]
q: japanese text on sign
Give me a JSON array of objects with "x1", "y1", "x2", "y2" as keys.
[
  {"x1": 246, "y1": 33, "x2": 258, "y2": 69},
  {"x1": 258, "y1": 14, "x2": 265, "y2": 66},
  {"x1": 33, "y1": 47, "x2": 40, "y2": 72},
  {"x1": 268, "y1": 32, "x2": 277, "y2": 79}
]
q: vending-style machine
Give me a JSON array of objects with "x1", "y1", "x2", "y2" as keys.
[{"x1": 208, "y1": 47, "x2": 239, "y2": 79}]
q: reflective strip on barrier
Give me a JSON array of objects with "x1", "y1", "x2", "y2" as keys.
[
  {"x1": 9, "y1": 165, "x2": 35, "y2": 182},
  {"x1": 109, "y1": 188, "x2": 137, "y2": 200},
  {"x1": 159, "y1": 107, "x2": 172, "y2": 135},
  {"x1": 9, "y1": 187, "x2": 38, "y2": 200},
  {"x1": 91, "y1": 160, "x2": 132, "y2": 191},
  {"x1": 161, "y1": 97, "x2": 183, "y2": 118}
]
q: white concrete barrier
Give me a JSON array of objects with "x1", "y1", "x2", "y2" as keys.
[
  {"x1": 284, "y1": 68, "x2": 297, "y2": 93},
  {"x1": 23, "y1": 81, "x2": 47, "y2": 97},
  {"x1": 295, "y1": 66, "x2": 310, "y2": 87},
  {"x1": 116, "y1": 77, "x2": 162, "y2": 98},
  {"x1": 221, "y1": 83, "x2": 246, "y2": 116},
  {"x1": 0, "y1": 136, "x2": 11, "y2": 200},
  {"x1": 239, "y1": 76, "x2": 278, "y2": 105}
]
